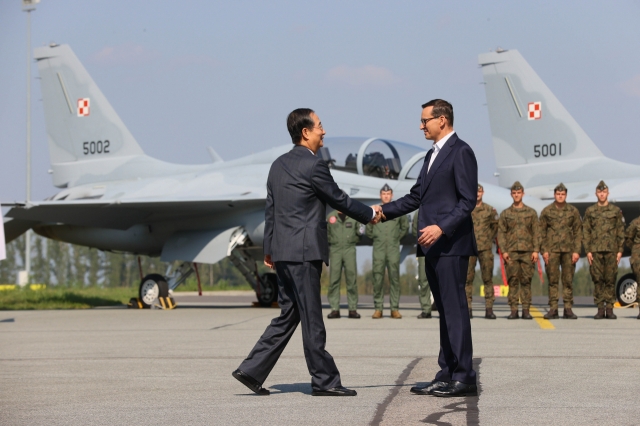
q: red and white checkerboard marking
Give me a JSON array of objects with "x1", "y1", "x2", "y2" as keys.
[
  {"x1": 77, "y1": 98, "x2": 90, "y2": 117},
  {"x1": 527, "y1": 102, "x2": 541, "y2": 120}
]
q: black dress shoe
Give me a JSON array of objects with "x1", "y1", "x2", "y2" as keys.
[
  {"x1": 430, "y1": 380, "x2": 477, "y2": 397},
  {"x1": 417, "y1": 312, "x2": 432, "y2": 319},
  {"x1": 311, "y1": 386, "x2": 357, "y2": 396},
  {"x1": 327, "y1": 310, "x2": 341, "y2": 319},
  {"x1": 348, "y1": 310, "x2": 361, "y2": 319},
  {"x1": 232, "y1": 369, "x2": 270, "y2": 395},
  {"x1": 410, "y1": 380, "x2": 449, "y2": 395}
]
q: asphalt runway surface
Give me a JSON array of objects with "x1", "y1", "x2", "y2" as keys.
[{"x1": 1, "y1": 293, "x2": 639, "y2": 425}]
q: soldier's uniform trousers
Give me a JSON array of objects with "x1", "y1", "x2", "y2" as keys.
[
  {"x1": 506, "y1": 251, "x2": 534, "y2": 309},
  {"x1": 465, "y1": 250, "x2": 495, "y2": 308},
  {"x1": 418, "y1": 257, "x2": 432, "y2": 314},
  {"x1": 632, "y1": 253, "x2": 640, "y2": 304},
  {"x1": 545, "y1": 252, "x2": 576, "y2": 309},
  {"x1": 327, "y1": 246, "x2": 358, "y2": 312},
  {"x1": 589, "y1": 252, "x2": 618, "y2": 308},
  {"x1": 372, "y1": 244, "x2": 400, "y2": 311}
]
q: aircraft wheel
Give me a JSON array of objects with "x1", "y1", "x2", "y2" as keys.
[
  {"x1": 615, "y1": 273, "x2": 638, "y2": 307},
  {"x1": 139, "y1": 274, "x2": 170, "y2": 308},
  {"x1": 257, "y1": 273, "x2": 278, "y2": 307}
]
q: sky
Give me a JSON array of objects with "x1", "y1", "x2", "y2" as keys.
[{"x1": 1, "y1": 1, "x2": 640, "y2": 273}]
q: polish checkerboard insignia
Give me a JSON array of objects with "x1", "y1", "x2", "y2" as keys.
[
  {"x1": 527, "y1": 102, "x2": 541, "y2": 120},
  {"x1": 329, "y1": 216, "x2": 337, "y2": 224},
  {"x1": 77, "y1": 98, "x2": 90, "y2": 117}
]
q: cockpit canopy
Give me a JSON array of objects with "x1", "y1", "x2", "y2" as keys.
[{"x1": 318, "y1": 137, "x2": 427, "y2": 180}]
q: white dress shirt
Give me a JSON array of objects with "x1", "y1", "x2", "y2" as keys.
[{"x1": 427, "y1": 131, "x2": 455, "y2": 173}]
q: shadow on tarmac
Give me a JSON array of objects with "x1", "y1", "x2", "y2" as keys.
[{"x1": 270, "y1": 383, "x2": 312, "y2": 395}]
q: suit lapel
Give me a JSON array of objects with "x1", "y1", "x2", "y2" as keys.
[{"x1": 422, "y1": 134, "x2": 458, "y2": 190}]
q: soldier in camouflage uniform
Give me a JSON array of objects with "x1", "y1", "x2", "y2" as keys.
[
  {"x1": 539, "y1": 183, "x2": 582, "y2": 320},
  {"x1": 498, "y1": 181, "x2": 540, "y2": 320},
  {"x1": 326, "y1": 210, "x2": 364, "y2": 319},
  {"x1": 466, "y1": 184, "x2": 498, "y2": 319},
  {"x1": 624, "y1": 215, "x2": 640, "y2": 319},
  {"x1": 583, "y1": 181, "x2": 625, "y2": 319},
  {"x1": 366, "y1": 184, "x2": 410, "y2": 319},
  {"x1": 412, "y1": 209, "x2": 432, "y2": 319}
]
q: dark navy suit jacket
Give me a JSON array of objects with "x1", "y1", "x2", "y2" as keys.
[
  {"x1": 264, "y1": 145, "x2": 373, "y2": 265},
  {"x1": 382, "y1": 133, "x2": 478, "y2": 257}
]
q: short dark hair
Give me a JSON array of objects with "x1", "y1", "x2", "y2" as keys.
[
  {"x1": 421, "y1": 99, "x2": 454, "y2": 126},
  {"x1": 287, "y1": 108, "x2": 315, "y2": 144}
]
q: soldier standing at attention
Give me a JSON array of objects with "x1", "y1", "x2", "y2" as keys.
[
  {"x1": 624, "y1": 214, "x2": 640, "y2": 319},
  {"x1": 366, "y1": 184, "x2": 409, "y2": 319},
  {"x1": 583, "y1": 181, "x2": 625, "y2": 319},
  {"x1": 412, "y1": 209, "x2": 433, "y2": 319},
  {"x1": 465, "y1": 184, "x2": 498, "y2": 319},
  {"x1": 539, "y1": 183, "x2": 582, "y2": 320},
  {"x1": 326, "y1": 210, "x2": 363, "y2": 319},
  {"x1": 498, "y1": 181, "x2": 540, "y2": 320}
]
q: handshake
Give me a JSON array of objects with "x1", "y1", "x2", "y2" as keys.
[{"x1": 369, "y1": 205, "x2": 386, "y2": 225}]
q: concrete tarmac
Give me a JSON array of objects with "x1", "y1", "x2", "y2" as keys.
[{"x1": 1, "y1": 294, "x2": 639, "y2": 425}]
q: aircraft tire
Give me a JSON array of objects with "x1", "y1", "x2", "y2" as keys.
[
  {"x1": 615, "y1": 273, "x2": 638, "y2": 307},
  {"x1": 257, "y1": 273, "x2": 278, "y2": 307},
  {"x1": 139, "y1": 274, "x2": 170, "y2": 308}
]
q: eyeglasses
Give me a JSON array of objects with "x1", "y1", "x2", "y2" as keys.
[
  {"x1": 421, "y1": 116, "x2": 441, "y2": 126},
  {"x1": 313, "y1": 122, "x2": 324, "y2": 131}
]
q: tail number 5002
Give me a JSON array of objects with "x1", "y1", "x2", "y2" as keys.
[
  {"x1": 534, "y1": 143, "x2": 561, "y2": 158},
  {"x1": 83, "y1": 140, "x2": 110, "y2": 155}
]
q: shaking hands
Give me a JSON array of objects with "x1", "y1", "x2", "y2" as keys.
[{"x1": 370, "y1": 205, "x2": 386, "y2": 224}]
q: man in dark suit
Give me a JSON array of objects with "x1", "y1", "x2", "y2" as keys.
[
  {"x1": 380, "y1": 99, "x2": 478, "y2": 397},
  {"x1": 232, "y1": 108, "x2": 380, "y2": 396}
]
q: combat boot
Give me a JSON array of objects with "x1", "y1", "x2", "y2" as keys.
[
  {"x1": 563, "y1": 307, "x2": 578, "y2": 319},
  {"x1": 605, "y1": 307, "x2": 617, "y2": 319},
  {"x1": 348, "y1": 311, "x2": 361, "y2": 319},
  {"x1": 390, "y1": 310, "x2": 402, "y2": 319},
  {"x1": 484, "y1": 308, "x2": 496, "y2": 319},
  {"x1": 543, "y1": 308, "x2": 559, "y2": 320},
  {"x1": 327, "y1": 310, "x2": 341, "y2": 319},
  {"x1": 594, "y1": 307, "x2": 605, "y2": 319},
  {"x1": 507, "y1": 308, "x2": 519, "y2": 319},
  {"x1": 372, "y1": 310, "x2": 383, "y2": 319},
  {"x1": 521, "y1": 309, "x2": 533, "y2": 320}
]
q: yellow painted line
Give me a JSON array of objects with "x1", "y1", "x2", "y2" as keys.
[{"x1": 529, "y1": 306, "x2": 555, "y2": 330}]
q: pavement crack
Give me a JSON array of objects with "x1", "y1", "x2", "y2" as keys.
[
  {"x1": 370, "y1": 357, "x2": 421, "y2": 426},
  {"x1": 210, "y1": 313, "x2": 272, "y2": 330}
]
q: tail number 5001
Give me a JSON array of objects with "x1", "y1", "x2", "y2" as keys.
[
  {"x1": 534, "y1": 143, "x2": 561, "y2": 158},
  {"x1": 83, "y1": 140, "x2": 110, "y2": 155}
]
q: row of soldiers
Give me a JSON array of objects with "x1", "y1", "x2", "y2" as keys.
[{"x1": 326, "y1": 181, "x2": 640, "y2": 321}]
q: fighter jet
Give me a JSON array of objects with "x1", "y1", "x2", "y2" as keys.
[
  {"x1": 479, "y1": 48, "x2": 640, "y2": 306},
  {"x1": 0, "y1": 43, "x2": 524, "y2": 307}
]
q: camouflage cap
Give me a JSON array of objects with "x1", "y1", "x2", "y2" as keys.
[
  {"x1": 554, "y1": 182, "x2": 567, "y2": 193},
  {"x1": 477, "y1": 184, "x2": 484, "y2": 191},
  {"x1": 510, "y1": 181, "x2": 524, "y2": 191},
  {"x1": 596, "y1": 180, "x2": 608, "y2": 190},
  {"x1": 380, "y1": 183, "x2": 392, "y2": 192}
]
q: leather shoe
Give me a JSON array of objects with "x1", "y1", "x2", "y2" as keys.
[
  {"x1": 543, "y1": 308, "x2": 559, "y2": 320},
  {"x1": 372, "y1": 310, "x2": 383, "y2": 319},
  {"x1": 348, "y1": 310, "x2": 361, "y2": 319},
  {"x1": 507, "y1": 309, "x2": 519, "y2": 319},
  {"x1": 390, "y1": 310, "x2": 402, "y2": 319},
  {"x1": 605, "y1": 307, "x2": 617, "y2": 319},
  {"x1": 417, "y1": 312, "x2": 432, "y2": 319},
  {"x1": 563, "y1": 307, "x2": 578, "y2": 319},
  {"x1": 410, "y1": 380, "x2": 449, "y2": 395},
  {"x1": 521, "y1": 309, "x2": 533, "y2": 320},
  {"x1": 431, "y1": 380, "x2": 477, "y2": 397},
  {"x1": 485, "y1": 308, "x2": 496, "y2": 319},
  {"x1": 327, "y1": 310, "x2": 341, "y2": 319},
  {"x1": 312, "y1": 386, "x2": 357, "y2": 396},
  {"x1": 232, "y1": 369, "x2": 270, "y2": 395}
]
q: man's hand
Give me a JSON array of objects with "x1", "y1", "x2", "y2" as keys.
[
  {"x1": 264, "y1": 255, "x2": 275, "y2": 270},
  {"x1": 370, "y1": 205, "x2": 386, "y2": 224},
  {"x1": 587, "y1": 252, "x2": 593, "y2": 265},
  {"x1": 543, "y1": 252, "x2": 549, "y2": 264},
  {"x1": 571, "y1": 253, "x2": 580, "y2": 264},
  {"x1": 502, "y1": 252, "x2": 511, "y2": 264},
  {"x1": 531, "y1": 252, "x2": 539, "y2": 263},
  {"x1": 617, "y1": 252, "x2": 622, "y2": 264},
  {"x1": 417, "y1": 225, "x2": 443, "y2": 248}
]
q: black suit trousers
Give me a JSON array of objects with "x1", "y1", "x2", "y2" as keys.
[
  {"x1": 238, "y1": 260, "x2": 341, "y2": 391},
  {"x1": 424, "y1": 254, "x2": 477, "y2": 385}
]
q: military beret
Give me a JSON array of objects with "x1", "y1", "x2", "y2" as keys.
[
  {"x1": 554, "y1": 183, "x2": 567, "y2": 193},
  {"x1": 510, "y1": 181, "x2": 524, "y2": 191},
  {"x1": 596, "y1": 180, "x2": 608, "y2": 190},
  {"x1": 477, "y1": 184, "x2": 483, "y2": 191},
  {"x1": 380, "y1": 183, "x2": 392, "y2": 192}
]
